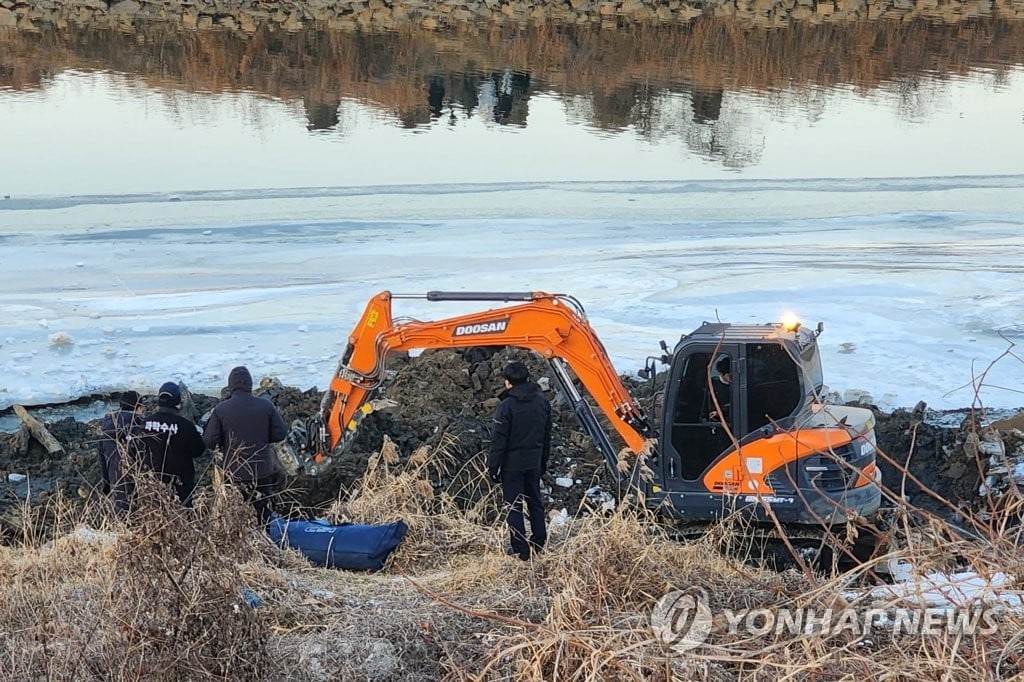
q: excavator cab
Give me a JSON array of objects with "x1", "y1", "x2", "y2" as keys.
[
  {"x1": 648, "y1": 320, "x2": 881, "y2": 525},
  {"x1": 663, "y1": 322, "x2": 811, "y2": 482}
]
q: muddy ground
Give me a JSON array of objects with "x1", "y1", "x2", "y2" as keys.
[{"x1": 1, "y1": 346, "x2": 1022, "y2": 541}]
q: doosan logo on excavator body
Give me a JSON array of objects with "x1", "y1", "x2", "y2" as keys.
[{"x1": 453, "y1": 319, "x2": 510, "y2": 336}]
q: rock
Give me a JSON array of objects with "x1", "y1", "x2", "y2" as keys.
[
  {"x1": 554, "y1": 476, "x2": 574, "y2": 488},
  {"x1": 109, "y1": 0, "x2": 141, "y2": 14}
]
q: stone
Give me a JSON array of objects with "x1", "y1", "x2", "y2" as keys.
[{"x1": 109, "y1": 0, "x2": 141, "y2": 13}]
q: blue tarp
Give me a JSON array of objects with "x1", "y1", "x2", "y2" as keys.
[{"x1": 266, "y1": 517, "x2": 408, "y2": 571}]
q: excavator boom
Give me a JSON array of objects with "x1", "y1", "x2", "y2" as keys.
[{"x1": 291, "y1": 291, "x2": 653, "y2": 475}]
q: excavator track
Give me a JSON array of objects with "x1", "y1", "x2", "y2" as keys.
[{"x1": 661, "y1": 513, "x2": 891, "y2": 574}]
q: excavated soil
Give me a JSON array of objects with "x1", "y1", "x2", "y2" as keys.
[{"x1": 2, "y1": 347, "x2": 1021, "y2": 541}]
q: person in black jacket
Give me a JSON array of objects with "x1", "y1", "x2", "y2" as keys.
[
  {"x1": 487, "y1": 361, "x2": 551, "y2": 560},
  {"x1": 202, "y1": 366, "x2": 288, "y2": 526},
  {"x1": 97, "y1": 390, "x2": 145, "y2": 514},
  {"x1": 142, "y1": 382, "x2": 206, "y2": 506}
]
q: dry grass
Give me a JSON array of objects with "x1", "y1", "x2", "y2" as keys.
[
  {"x1": 2, "y1": 430, "x2": 1023, "y2": 681},
  {"x1": 0, "y1": 470, "x2": 270, "y2": 680}
]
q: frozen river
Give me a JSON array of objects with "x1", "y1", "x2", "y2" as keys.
[{"x1": 1, "y1": 23, "x2": 1023, "y2": 413}]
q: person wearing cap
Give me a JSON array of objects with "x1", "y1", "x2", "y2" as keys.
[
  {"x1": 202, "y1": 366, "x2": 288, "y2": 526},
  {"x1": 97, "y1": 390, "x2": 145, "y2": 513},
  {"x1": 487, "y1": 361, "x2": 552, "y2": 561},
  {"x1": 142, "y1": 381, "x2": 207, "y2": 506}
]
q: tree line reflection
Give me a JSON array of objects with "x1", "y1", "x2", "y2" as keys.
[{"x1": 2, "y1": 18, "x2": 1022, "y2": 168}]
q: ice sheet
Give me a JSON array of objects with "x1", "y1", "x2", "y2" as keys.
[{"x1": 1, "y1": 178, "x2": 1023, "y2": 412}]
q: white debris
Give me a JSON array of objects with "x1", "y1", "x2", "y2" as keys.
[
  {"x1": 978, "y1": 440, "x2": 1005, "y2": 458},
  {"x1": 8, "y1": 473, "x2": 26, "y2": 483},
  {"x1": 202, "y1": 229, "x2": 213, "y2": 235},
  {"x1": 585, "y1": 485, "x2": 617, "y2": 512},
  {"x1": 66, "y1": 526, "x2": 119, "y2": 546},
  {"x1": 48, "y1": 331, "x2": 75, "y2": 348},
  {"x1": 845, "y1": 570, "x2": 1022, "y2": 610},
  {"x1": 554, "y1": 477, "x2": 574, "y2": 488},
  {"x1": 842, "y1": 389, "x2": 874, "y2": 405},
  {"x1": 309, "y1": 589, "x2": 337, "y2": 601},
  {"x1": 548, "y1": 508, "x2": 569, "y2": 529},
  {"x1": 1013, "y1": 461, "x2": 1024, "y2": 484},
  {"x1": 38, "y1": 319, "x2": 49, "y2": 329},
  {"x1": 297, "y1": 325, "x2": 309, "y2": 333}
]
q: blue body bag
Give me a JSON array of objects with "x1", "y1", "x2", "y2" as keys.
[{"x1": 266, "y1": 517, "x2": 408, "y2": 571}]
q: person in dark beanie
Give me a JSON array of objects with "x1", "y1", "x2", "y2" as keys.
[
  {"x1": 487, "y1": 361, "x2": 552, "y2": 560},
  {"x1": 142, "y1": 381, "x2": 206, "y2": 506},
  {"x1": 202, "y1": 366, "x2": 288, "y2": 526},
  {"x1": 97, "y1": 390, "x2": 144, "y2": 514}
]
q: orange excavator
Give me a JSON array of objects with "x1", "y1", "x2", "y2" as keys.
[{"x1": 285, "y1": 291, "x2": 882, "y2": 535}]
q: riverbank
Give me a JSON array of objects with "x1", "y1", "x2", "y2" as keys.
[
  {"x1": 3, "y1": 0, "x2": 1023, "y2": 35},
  {"x1": 1, "y1": 350, "x2": 1023, "y2": 679},
  {"x1": 3, "y1": 347, "x2": 1023, "y2": 541}
]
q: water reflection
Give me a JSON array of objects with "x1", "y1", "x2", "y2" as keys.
[{"x1": 1, "y1": 18, "x2": 1022, "y2": 190}]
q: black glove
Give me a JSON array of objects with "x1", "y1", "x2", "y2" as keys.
[{"x1": 489, "y1": 468, "x2": 501, "y2": 483}]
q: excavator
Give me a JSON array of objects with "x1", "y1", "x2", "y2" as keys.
[{"x1": 284, "y1": 291, "x2": 884, "y2": 558}]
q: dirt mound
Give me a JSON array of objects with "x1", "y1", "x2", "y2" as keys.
[
  {"x1": 2, "y1": 348, "x2": 1021, "y2": 541},
  {"x1": 277, "y1": 347, "x2": 617, "y2": 515}
]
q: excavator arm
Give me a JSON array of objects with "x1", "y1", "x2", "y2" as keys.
[{"x1": 289, "y1": 291, "x2": 655, "y2": 477}]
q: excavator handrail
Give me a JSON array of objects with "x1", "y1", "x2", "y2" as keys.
[{"x1": 311, "y1": 290, "x2": 654, "y2": 473}]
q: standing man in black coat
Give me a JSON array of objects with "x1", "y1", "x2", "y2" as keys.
[
  {"x1": 488, "y1": 361, "x2": 552, "y2": 560},
  {"x1": 202, "y1": 366, "x2": 288, "y2": 526},
  {"x1": 142, "y1": 382, "x2": 206, "y2": 506},
  {"x1": 97, "y1": 390, "x2": 145, "y2": 514}
]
